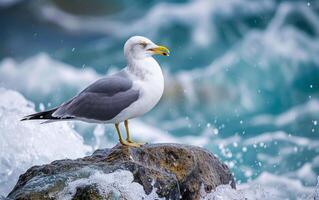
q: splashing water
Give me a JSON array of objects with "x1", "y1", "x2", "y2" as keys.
[
  {"x1": 0, "y1": 0, "x2": 319, "y2": 198},
  {"x1": 0, "y1": 88, "x2": 92, "y2": 196}
]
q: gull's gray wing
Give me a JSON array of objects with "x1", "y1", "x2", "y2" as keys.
[{"x1": 53, "y1": 74, "x2": 139, "y2": 121}]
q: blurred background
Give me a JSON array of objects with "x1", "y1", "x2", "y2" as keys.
[{"x1": 0, "y1": 0, "x2": 319, "y2": 198}]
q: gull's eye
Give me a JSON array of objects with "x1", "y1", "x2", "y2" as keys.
[{"x1": 139, "y1": 42, "x2": 147, "y2": 48}]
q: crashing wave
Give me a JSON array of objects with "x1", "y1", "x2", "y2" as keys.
[
  {"x1": 164, "y1": 1, "x2": 319, "y2": 115},
  {"x1": 31, "y1": 0, "x2": 275, "y2": 46},
  {"x1": 0, "y1": 88, "x2": 92, "y2": 196}
]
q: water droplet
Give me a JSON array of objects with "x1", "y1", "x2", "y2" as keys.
[
  {"x1": 233, "y1": 142, "x2": 238, "y2": 147},
  {"x1": 242, "y1": 147, "x2": 247, "y2": 152},
  {"x1": 39, "y1": 103, "x2": 45, "y2": 111}
]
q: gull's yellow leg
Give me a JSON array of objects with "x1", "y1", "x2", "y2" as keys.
[
  {"x1": 115, "y1": 123, "x2": 140, "y2": 147},
  {"x1": 124, "y1": 120, "x2": 144, "y2": 146},
  {"x1": 124, "y1": 120, "x2": 133, "y2": 143},
  {"x1": 115, "y1": 123, "x2": 125, "y2": 145}
]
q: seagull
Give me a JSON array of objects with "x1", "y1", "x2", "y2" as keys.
[{"x1": 21, "y1": 36, "x2": 169, "y2": 147}]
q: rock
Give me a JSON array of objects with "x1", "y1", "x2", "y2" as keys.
[{"x1": 7, "y1": 143, "x2": 235, "y2": 200}]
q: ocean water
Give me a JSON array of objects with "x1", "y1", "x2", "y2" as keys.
[{"x1": 0, "y1": 0, "x2": 319, "y2": 199}]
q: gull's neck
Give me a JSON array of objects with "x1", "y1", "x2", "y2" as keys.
[{"x1": 126, "y1": 57, "x2": 163, "y2": 81}]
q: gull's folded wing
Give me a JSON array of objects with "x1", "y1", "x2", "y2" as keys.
[{"x1": 53, "y1": 74, "x2": 139, "y2": 121}]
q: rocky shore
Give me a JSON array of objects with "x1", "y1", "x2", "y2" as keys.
[{"x1": 7, "y1": 143, "x2": 235, "y2": 200}]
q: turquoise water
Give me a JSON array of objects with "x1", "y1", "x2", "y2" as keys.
[{"x1": 1, "y1": 0, "x2": 319, "y2": 198}]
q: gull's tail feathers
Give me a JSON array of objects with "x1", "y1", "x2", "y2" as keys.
[{"x1": 21, "y1": 108, "x2": 73, "y2": 122}]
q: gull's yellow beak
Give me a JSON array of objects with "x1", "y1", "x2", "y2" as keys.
[{"x1": 148, "y1": 45, "x2": 170, "y2": 56}]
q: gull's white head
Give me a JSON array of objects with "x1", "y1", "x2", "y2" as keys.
[{"x1": 124, "y1": 36, "x2": 170, "y2": 60}]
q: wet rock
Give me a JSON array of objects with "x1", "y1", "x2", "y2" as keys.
[{"x1": 7, "y1": 143, "x2": 235, "y2": 200}]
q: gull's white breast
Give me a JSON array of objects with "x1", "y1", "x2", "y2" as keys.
[{"x1": 109, "y1": 57, "x2": 164, "y2": 123}]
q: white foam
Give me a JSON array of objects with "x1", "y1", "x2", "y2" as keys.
[
  {"x1": 57, "y1": 169, "x2": 163, "y2": 200},
  {"x1": 201, "y1": 173, "x2": 317, "y2": 200},
  {"x1": 0, "y1": 88, "x2": 92, "y2": 196},
  {"x1": 293, "y1": 163, "x2": 318, "y2": 185}
]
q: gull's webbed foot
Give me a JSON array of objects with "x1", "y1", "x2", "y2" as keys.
[
  {"x1": 120, "y1": 139, "x2": 142, "y2": 148},
  {"x1": 126, "y1": 139, "x2": 145, "y2": 146}
]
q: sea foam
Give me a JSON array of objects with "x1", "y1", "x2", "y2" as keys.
[
  {"x1": 0, "y1": 88, "x2": 92, "y2": 196},
  {"x1": 56, "y1": 169, "x2": 162, "y2": 200}
]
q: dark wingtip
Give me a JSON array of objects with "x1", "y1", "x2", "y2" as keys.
[
  {"x1": 19, "y1": 108, "x2": 60, "y2": 122},
  {"x1": 20, "y1": 116, "x2": 30, "y2": 121}
]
